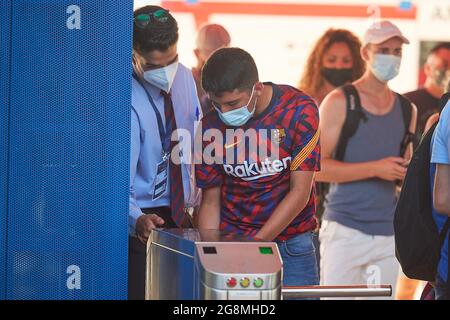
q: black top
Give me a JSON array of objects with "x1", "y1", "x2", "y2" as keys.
[{"x1": 404, "y1": 88, "x2": 440, "y2": 137}]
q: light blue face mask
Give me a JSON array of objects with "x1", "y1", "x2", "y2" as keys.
[
  {"x1": 371, "y1": 54, "x2": 401, "y2": 83},
  {"x1": 214, "y1": 86, "x2": 257, "y2": 127}
]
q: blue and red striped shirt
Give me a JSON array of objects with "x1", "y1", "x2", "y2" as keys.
[{"x1": 195, "y1": 83, "x2": 320, "y2": 241}]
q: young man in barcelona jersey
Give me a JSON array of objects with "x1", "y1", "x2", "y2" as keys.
[{"x1": 195, "y1": 47, "x2": 321, "y2": 288}]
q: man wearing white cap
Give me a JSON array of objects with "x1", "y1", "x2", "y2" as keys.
[{"x1": 316, "y1": 21, "x2": 417, "y2": 299}]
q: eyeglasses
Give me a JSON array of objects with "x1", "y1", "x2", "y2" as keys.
[{"x1": 134, "y1": 9, "x2": 169, "y2": 28}]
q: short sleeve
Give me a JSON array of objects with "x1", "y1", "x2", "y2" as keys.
[
  {"x1": 290, "y1": 100, "x2": 320, "y2": 172},
  {"x1": 431, "y1": 103, "x2": 450, "y2": 165},
  {"x1": 194, "y1": 119, "x2": 224, "y2": 188}
]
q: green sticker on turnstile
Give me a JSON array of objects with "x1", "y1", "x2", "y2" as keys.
[{"x1": 259, "y1": 247, "x2": 273, "y2": 255}]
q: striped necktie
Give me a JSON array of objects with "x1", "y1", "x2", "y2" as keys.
[{"x1": 160, "y1": 90, "x2": 191, "y2": 228}]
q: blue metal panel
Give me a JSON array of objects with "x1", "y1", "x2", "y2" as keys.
[
  {"x1": 0, "y1": 0, "x2": 12, "y2": 301},
  {"x1": 6, "y1": 0, "x2": 132, "y2": 299}
]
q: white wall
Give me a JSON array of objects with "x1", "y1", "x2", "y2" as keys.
[{"x1": 133, "y1": 0, "x2": 450, "y2": 94}]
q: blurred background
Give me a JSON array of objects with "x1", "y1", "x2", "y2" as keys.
[{"x1": 133, "y1": 0, "x2": 450, "y2": 94}]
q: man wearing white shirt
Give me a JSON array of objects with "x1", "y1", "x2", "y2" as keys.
[{"x1": 129, "y1": 5, "x2": 201, "y2": 300}]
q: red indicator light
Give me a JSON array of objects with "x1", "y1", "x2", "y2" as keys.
[{"x1": 227, "y1": 278, "x2": 237, "y2": 288}]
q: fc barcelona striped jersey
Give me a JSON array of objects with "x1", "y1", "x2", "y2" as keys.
[{"x1": 195, "y1": 83, "x2": 320, "y2": 241}]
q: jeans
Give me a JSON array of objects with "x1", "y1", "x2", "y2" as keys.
[
  {"x1": 276, "y1": 232, "x2": 319, "y2": 299},
  {"x1": 312, "y1": 231, "x2": 321, "y2": 276},
  {"x1": 435, "y1": 274, "x2": 449, "y2": 300}
]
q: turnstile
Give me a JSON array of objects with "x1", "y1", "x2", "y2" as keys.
[
  {"x1": 147, "y1": 229, "x2": 282, "y2": 300},
  {"x1": 146, "y1": 229, "x2": 392, "y2": 300}
]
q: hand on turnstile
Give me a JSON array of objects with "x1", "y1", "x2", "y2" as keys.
[{"x1": 136, "y1": 214, "x2": 165, "y2": 244}]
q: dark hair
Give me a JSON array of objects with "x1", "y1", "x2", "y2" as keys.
[
  {"x1": 201, "y1": 47, "x2": 259, "y2": 97},
  {"x1": 299, "y1": 28, "x2": 365, "y2": 100},
  {"x1": 430, "y1": 42, "x2": 450, "y2": 56},
  {"x1": 133, "y1": 6, "x2": 178, "y2": 53}
]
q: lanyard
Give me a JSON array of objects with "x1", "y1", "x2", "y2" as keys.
[{"x1": 134, "y1": 75, "x2": 172, "y2": 157}]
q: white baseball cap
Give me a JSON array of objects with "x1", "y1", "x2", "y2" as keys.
[{"x1": 363, "y1": 20, "x2": 410, "y2": 46}]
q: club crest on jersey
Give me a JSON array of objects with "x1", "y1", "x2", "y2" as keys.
[{"x1": 272, "y1": 128, "x2": 286, "y2": 144}]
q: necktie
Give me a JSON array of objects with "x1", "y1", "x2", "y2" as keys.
[{"x1": 160, "y1": 90, "x2": 191, "y2": 228}]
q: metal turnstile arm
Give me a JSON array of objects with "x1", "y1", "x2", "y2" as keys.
[{"x1": 282, "y1": 285, "x2": 392, "y2": 299}]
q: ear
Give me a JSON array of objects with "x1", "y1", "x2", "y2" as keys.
[
  {"x1": 195, "y1": 48, "x2": 208, "y2": 65},
  {"x1": 254, "y1": 82, "x2": 265, "y2": 96},
  {"x1": 132, "y1": 50, "x2": 144, "y2": 75},
  {"x1": 360, "y1": 45, "x2": 370, "y2": 62},
  {"x1": 424, "y1": 62, "x2": 432, "y2": 77},
  {"x1": 132, "y1": 49, "x2": 139, "y2": 63},
  {"x1": 194, "y1": 48, "x2": 201, "y2": 60}
]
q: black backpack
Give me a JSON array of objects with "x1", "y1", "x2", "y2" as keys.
[
  {"x1": 394, "y1": 93, "x2": 450, "y2": 282},
  {"x1": 315, "y1": 84, "x2": 415, "y2": 218}
]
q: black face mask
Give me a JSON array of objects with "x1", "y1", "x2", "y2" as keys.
[{"x1": 321, "y1": 68, "x2": 353, "y2": 87}]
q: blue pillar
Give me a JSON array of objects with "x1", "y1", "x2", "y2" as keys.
[
  {"x1": 1, "y1": 0, "x2": 133, "y2": 300},
  {"x1": 0, "y1": 0, "x2": 12, "y2": 302}
]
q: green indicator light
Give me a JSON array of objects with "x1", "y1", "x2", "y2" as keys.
[
  {"x1": 259, "y1": 247, "x2": 273, "y2": 255},
  {"x1": 254, "y1": 278, "x2": 264, "y2": 288}
]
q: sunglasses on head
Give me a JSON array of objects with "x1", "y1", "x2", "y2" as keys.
[{"x1": 134, "y1": 9, "x2": 169, "y2": 28}]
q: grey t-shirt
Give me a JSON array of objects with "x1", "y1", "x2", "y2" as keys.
[{"x1": 323, "y1": 95, "x2": 405, "y2": 236}]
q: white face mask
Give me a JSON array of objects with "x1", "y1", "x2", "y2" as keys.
[
  {"x1": 143, "y1": 61, "x2": 179, "y2": 93},
  {"x1": 370, "y1": 54, "x2": 402, "y2": 83}
]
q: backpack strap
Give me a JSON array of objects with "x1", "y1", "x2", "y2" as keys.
[
  {"x1": 334, "y1": 84, "x2": 368, "y2": 161},
  {"x1": 439, "y1": 92, "x2": 450, "y2": 112},
  {"x1": 397, "y1": 93, "x2": 416, "y2": 157}
]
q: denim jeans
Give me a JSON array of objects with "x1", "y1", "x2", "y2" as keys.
[
  {"x1": 435, "y1": 274, "x2": 449, "y2": 300},
  {"x1": 276, "y1": 232, "x2": 319, "y2": 299}
]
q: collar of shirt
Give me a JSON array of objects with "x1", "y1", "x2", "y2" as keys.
[
  {"x1": 132, "y1": 63, "x2": 162, "y2": 101},
  {"x1": 140, "y1": 78, "x2": 162, "y2": 101}
]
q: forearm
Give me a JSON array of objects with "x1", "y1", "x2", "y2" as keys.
[
  {"x1": 129, "y1": 192, "x2": 144, "y2": 235},
  {"x1": 198, "y1": 201, "x2": 221, "y2": 230},
  {"x1": 434, "y1": 164, "x2": 450, "y2": 216},
  {"x1": 256, "y1": 190, "x2": 310, "y2": 241},
  {"x1": 434, "y1": 191, "x2": 450, "y2": 217},
  {"x1": 436, "y1": 206, "x2": 450, "y2": 217},
  {"x1": 315, "y1": 158, "x2": 376, "y2": 183},
  {"x1": 130, "y1": 110, "x2": 142, "y2": 234}
]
